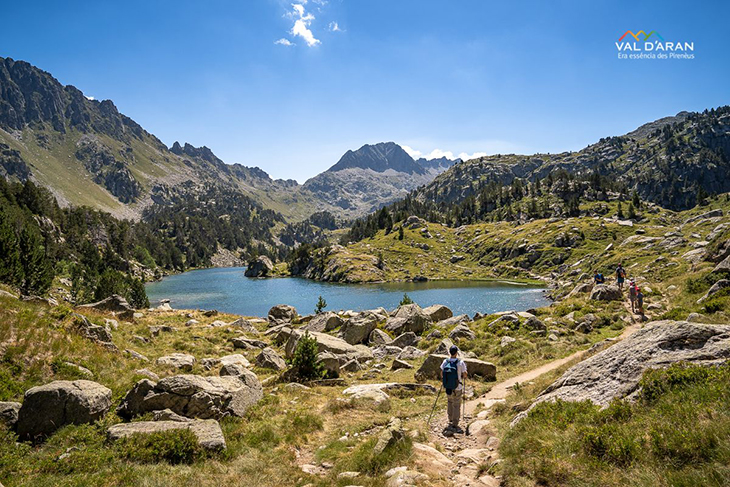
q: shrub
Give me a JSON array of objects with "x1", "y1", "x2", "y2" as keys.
[
  {"x1": 289, "y1": 332, "x2": 325, "y2": 382},
  {"x1": 399, "y1": 293, "x2": 414, "y2": 306},
  {"x1": 116, "y1": 429, "x2": 203, "y2": 464},
  {"x1": 314, "y1": 295, "x2": 327, "y2": 314}
]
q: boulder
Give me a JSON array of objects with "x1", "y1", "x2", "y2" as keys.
[
  {"x1": 339, "y1": 312, "x2": 379, "y2": 345},
  {"x1": 255, "y1": 347, "x2": 287, "y2": 371},
  {"x1": 698, "y1": 279, "x2": 730, "y2": 304},
  {"x1": 156, "y1": 353, "x2": 196, "y2": 371},
  {"x1": 372, "y1": 345, "x2": 404, "y2": 360},
  {"x1": 108, "y1": 419, "x2": 226, "y2": 451},
  {"x1": 17, "y1": 380, "x2": 112, "y2": 440},
  {"x1": 77, "y1": 294, "x2": 135, "y2": 320},
  {"x1": 391, "y1": 359, "x2": 413, "y2": 371},
  {"x1": 317, "y1": 351, "x2": 341, "y2": 378},
  {"x1": 303, "y1": 312, "x2": 344, "y2": 333},
  {"x1": 117, "y1": 373, "x2": 263, "y2": 420},
  {"x1": 345, "y1": 388, "x2": 391, "y2": 411},
  {"x1": 343, "y1": 383, "x2": 437, "y2": 396},
  {"x1": 415, "y1": 354, "x2": 497, "y2": 382},
  {"x1": 0, "y1": 401, "x2": 21, "y2": 428},
  {"x1": 525, "y1": 316, "x2": 547, "y2": 331},
  {"x1": 384, "y1": 304, "x2": 432, "y2": 335},
  {"x1": 369, "y1": 329, "x2": 393, "y2": 346},
  {"x1": 341, "y1": 359, "x2": 363, "y2": 373},
  {"x1": 567, "y1": 282, "x2": 593, "y2": 298},
  {"x1": 500, "y1": 336, "x2": 516, "y2": 348},
  {"x1": 284, "y1": 330, "x2": 359, "y2": 359},
  {"x1": 713, "y1": 254, "x2": 730, "y2": 273},
  {"x1": 125, "y1": 349, "x2": 149, "y2": 362},
  {"x1": 267, "y1": 304, "x2": 297, "y2": 326},
  {"x1": 590, "y1": 284, "x2": 623, "y2": 301},
  {"x1": 390, "y1": 332, "x2": 419, "y2": 348},
  {"x1": 422, "y1": 305, "x2": 453, "y2": 323},
  {"x1": 201, "y1": 354, "x2": 250, "y2": 370},
  {"x1": 434, "y1": 338, "x2": 455, "y2": 355},
  {"x1": 372, "y1": 417, "x2": 404, "y2": 456},
  {"x1": 231, "y1": 336, "x2": 267, "y2": 350},
  {"x1": 449, "y1": 324, "x2": 476, "y2": 341},
  {"x1": 397, "y1": 346, "x2": 426, "y2": 360},
  {"x1": 229, "y1": 318, "x2": 260, "y2": 333},
  {"x1": 72, "y1": 313, "x2": 117, "y2": 350},
  {"x1": 519, "y1": 321, "x2": 730, "y2": 416},
  {"x1": 244, "y1": 255, "x2": 274, "y2": 278},
  {"x1": 219, "y1": 363, "x2": 248, "y2": 377},
  {"x1": 436, "y1": 314, "x2": 471, "y2": 328}
]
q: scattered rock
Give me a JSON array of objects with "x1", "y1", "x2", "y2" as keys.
[
  {"x1": 590, "y1": 284, "x2": 623, "y2": 301},
  {"x1": 108, "y1": 419, "x2": 226, "y2": 451},
  {"x1": 416, "y1": 354, "x2": 497, "y2": 381},
  {"x1": 391, "y1": 359, "x2": 413, "y2": 371},
  {"x1": 339, "y1": 312, "x2": 379, "y2": 345},
  {"x1": 256, "y1": 347, "x2": 287, "y2": 371},
  {"x1": 397, "y1": 346, "x2": 426, "y2": 360},
  {"x1": 0, "y1": 402, "x2": 21, "y2": 428},
  {"x1": 202, "y1": 354, "x2": 251, "y2": 371},
  {"x1": 17, "y1": 380, "x2": 112, "y2": 440},
  {"x1": 317, "y1": 351, "x2": 341, "y2": 378},
  {"x1": 231, "y1": 336, "x2": 267, "y2": 350},
  {"x1": 369, "y1": 328, "x2": 393, "y2": 346},
  {"x1": 500, "y1": 336, "x2": 516, "y2": 348},
  {"x1": 77, "y1": 294, "x2": 135, "y2": 320},
  {"x1": 373, "y1": 417, "x2": 404, "y2": 456},
  {"x1": 449, "y1": 323, "x2": 476, "y2": 340},
  {"x1": 156, "y1": 353, "x2": 195, "y2": 371},
  {"x1": 390, "y1": 331, "x2": 419, "y2": 348},
  {"x1": 435, "y1": 314, "x2": 471, "y2": 328},
  {"x1": 698, "y1": 279, "x2": 730, "y2": 304},
  {"x1": 72, "y1": 313, "x2": 117, "y2": 350},
  {"x1": 135, "y1": 369, "x2": 160, "y2": 381},
  {"x1": 117, "y1": 373, "x2": 263, "y2": 420},
  {"x1": 384, "y1": 304, "x2": 432, "y2": 336},
  {"x1": 422, "y1": 304, "x2": 453, "y2": 322},
  {"x1": 268, "y1": 304, "x2": 297, "y2": 326},
  {"x1": 434, "y1": 338, "x2": 455, "y2": 355},
  {"x1": 303, "y1": 312, "x2": 344, "y2": 333}
]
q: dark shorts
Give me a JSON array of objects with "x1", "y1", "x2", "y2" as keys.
[{"x1": 617, "y1": 277, "x2": 625, "y2": 284}]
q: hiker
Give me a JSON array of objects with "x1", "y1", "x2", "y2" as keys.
[
  {"x1": 628, "y1": 280, "x2": 638, "y2": 313},
  {"x1": 616, "y1": 263, "x2": 626, "y2": 290},
  {"x1": 636, "y1": 287, "x2": 644, "y2": 316},
  {"x1": 594, "y1": 271, "x2": 605, "y2": 284},
  {"x1": 441, "y1": 345, "x2": 468, "y2": 433}
]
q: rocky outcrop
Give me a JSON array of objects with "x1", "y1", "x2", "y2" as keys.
[
  {"x1": 117, "y1": 373, "x2": 263, "y2": 420},
  {"x1": 415, "y1": 354, "x2": 497, "y2": 381},
  {"x1": 108, "y1": 419, "x2": 226, "y2": 451},
  {"x1": 255, "y1": 347, "x2": 286, "y2": 371},
  {"x1": 339, "y1": 312, "x2": 379, "y2": 345},
  {"x1": 244, "y1": 256, "x2": 274, "y2": 277},
  {"x1": 303, "y1": 312, "x2": 344, "y2": 333},
  {"x1": 523, "y1": 321, "x2": 730, "y2": 412},
  {"x1": 590, "y1": 284, "x2": 623, "y2": 301},
  {"x1": 284, "y1": 329, "x2": 363, "y2": 359},
  {"x1": 16, "y1": 380, "x2": 112, "y2": 440},
  {"x1": 71, "y1": 313, "x2": 117, "y2": 351},
  {"x1": 384, "y1": 304, "x2": 432, "y2": 335},
  {"x1": 698, "y1": 279, "x2": 730, "y2": 304},
  {"x1": 77, "y1": 294, "x2": 136, "y2": 319},
  {"x1": 268, "y1": 304, "x2": 297, "y2": 326}
]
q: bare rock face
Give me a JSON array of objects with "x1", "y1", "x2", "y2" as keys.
[
  {"x1": 244, "y1": 255, "x2": 274, "y2": 278},
  {"x1": 17, "y1": 380, "x2": 112, "y2": 440},
  {"x1": 521, "y1": 321, "x2": 730, "y2": 414},
  {"x1": 698, "y1": 279, "x2": 730, "y2": 304},
  {"x1": 77, "y1": 294, "x2": 135, "y2": 320},
  {"x1": 422, "y1": 304, "x2": 453, "y2": 323},
  {"x1": 303, "y1": 312, "x2": 344, "y2": 333},
  {"x1": 255, "y1": 347, "x2": 287, "y2": 371},
  {"x1": 268, "y1": 304, "x2": 298, "y2": 326},
  {"x1": 415, "y1": 354, "x2": 497, "y2": 382},
  {"x1": 117, "y1": 373, "x2": 263, "y2": 420},
  {"x1": 108, "y1": 419, "x2": 226, "y2": 451},
  {"x1": 339, "y1": 312, "x2": 379, "y2": 345},
  {"x1": 384, "y1": 304, "x2": 432, "y2": 336},
  {"x1": 589, "y1": 284, "x2": 623, "y2": 301}
]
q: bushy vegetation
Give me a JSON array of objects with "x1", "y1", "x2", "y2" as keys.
[
  {"x1": 499, "y1": 363, "x2": 730, "y2": 486},
  {"x1": 288, "y1": 332, "x2": 325, "y2": 382},
  {"x1": 116, "y1": 429, "x2": 204, "y2": 465}
]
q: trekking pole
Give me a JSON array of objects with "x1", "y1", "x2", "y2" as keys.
[
  {"x1": 427, "y1": 384, "x2": 443, "y2": 428},
  {"x1": 462, "y1": 376, "x2": 467, "y2": 431}
]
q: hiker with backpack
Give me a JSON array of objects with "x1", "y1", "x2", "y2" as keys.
[
  {"x1": 594, "y1": 271, "x2": 605, "y2": 284},
  {"x1": 441, "y1": 345, "x2": 468, "y2": 433},
  {"x1": 628, "y1": 280, "x2": 638, "y2": 313},
  {"x1": 636, "y1": 287, "x2": 645, "y2": 316},
  {"x1": 616, "y1": 263, "x2": 626, "y2": 290}
]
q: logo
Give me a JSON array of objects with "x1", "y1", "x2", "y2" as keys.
[{"x1": 615, "y1": 30, "x2": 694, "y2": 60}]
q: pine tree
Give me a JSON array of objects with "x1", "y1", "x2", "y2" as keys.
[
  {"x1": 0, "y1": 209, "x2": 22, "y2": 287},
  {"x1": 628, "y1": 202, "x2": 637, "y2": 220},
  {"x1": 617, "y1": 201, "x2": 624, "y2": 219},
  {"x1": 18, "y1": 225, "x2": 53, "y2": 295},
  {"x1": 398, "y1": 226, "x2": 404, "y2": 240},
  {"x1": 289, "y1": 332, "x2": 325, "y2": 382},
  {"x1": 314, "y1": 295, "x2": 327, "y2": 314}
]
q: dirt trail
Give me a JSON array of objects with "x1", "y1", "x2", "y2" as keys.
[{"x1": 428, "y1": 309, "x2": 642, "y2": 486}]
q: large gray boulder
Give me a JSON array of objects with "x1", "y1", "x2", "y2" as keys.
[
  {"x1": 317, "y1": 351, "x2": 341, "y2": 378},
  {"x1": 0, "y1": 401, "x2": 21, "y2": 428},
  {"x1": 369, "y1": 329, "x2": 393, "y2": 346},
  {"x1": 244, "y1": 255, "x2": 274, "y2": 278},
  {"x1": 285, "y1": 330, "x2": 360, "y2": 358},
  {"x1": 524, "y1": 321, "x2": 730, "y2": 411},
  {"x1": 303, "y1": 312, "x2": 344, "y2": 333},
  {"x1": 77, "y1": 294, "x2": 135, "y2": 320},
  {"x1": 590, "y1": 284, "x2": 623, "y2": 301},
  {"x1": 434, "y1": 338, "x2": 455, "y2": 355},
  {"x1": 117, "y1": 373, "x2": 263, "y2": 420},
  {"x1": 256, "y1": 347, "x2": 287, "y2": 371},
  {"x1": 108, "y1": 419, "x2": 226, "y2": 451},
  {"x1": 415, "y1": 354, "x2": 496, "y2": 382},
  {"x1": 391, "y1": 332, "x2": 419, "y2": 348},
  {"x1": 72, "y1": 313, "x2": 117, "y2": 351},
  {"x1": 384, "y1": 304, "x2": 432, "y2": 336},
  {"x1": 156, "y1": 353, "x2": 196, "y2": 371},
  {"x1": 713, "y1": 255, "x2": 730, "y2": 273},
  {"x1": 17, "y1": 380, "x2": 112, "y2": 440},
  {"x1": 268, "y1": 304, "x2": 297, "y2": 326},
  {"x1": 449, "y1": 324, "x2": 476, "y2": 341},
  {"x1": 339, "y1": 312, "x2": 379, "y2": 345},
  {"x1": 422, "y1": 305, "x2": 453, "y2": 323},
  {"x1": 698, "y1": 279, "x2": 730, "y2": 304},
  {"x1": 435, "y1": 314, "x2": 471, "y2": 328}
]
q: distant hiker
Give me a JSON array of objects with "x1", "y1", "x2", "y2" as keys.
[
  {"x1": 628, "y1": 280, "x2": 638, "y2": 313},
  {"x1": 636, "y1": 287, "x2": 644, "y2": 315},
  {"x1": 441, "y1": 345, "x2": 468, "y2": 433},
  {"x1": 616, "y1": 263, "x2": 626, "y2": 290},
  {"x1": 594, "y1": 272, "x2": 605, "y2": 284}
]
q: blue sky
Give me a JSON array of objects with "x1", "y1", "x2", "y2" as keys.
[{"x1": 1, "y1": 0, "x2": 728, "y2": 182}]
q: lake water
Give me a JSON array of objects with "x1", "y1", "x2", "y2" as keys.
[
  {"x1": 146, "y1": 267, "x2": 550, "y2": 318},
  {"x1": 147, "y1": 267, "x2": 551, "y2": 318}
]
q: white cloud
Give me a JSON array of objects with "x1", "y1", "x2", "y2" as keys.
[
  {"x1": 288, "y1": 3, "x2": 320, "y2": 47},
  {"x1": 402, "y1": 145, "x2": 490, "y2": 162},
  {"x1": 329, "y1": 21, "x2": 342, "y2": 32},
  {"x1": 274, "y1": 38, "x2": 294, "y2": 46},
  {"x1": 85, "y1": 95, "x2": 95, "y2": 101},
  {"x1": 401, "y1": 145, "x2": 423, "y2": 159}
]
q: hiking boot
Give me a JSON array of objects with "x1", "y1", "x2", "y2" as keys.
[{"x1": 452, "y1": 426, "x2": 464, "y2": 434}]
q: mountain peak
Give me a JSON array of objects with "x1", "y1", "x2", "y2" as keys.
[{"x1": 327, "y1": 142, "x2": 426, "y2": 175}]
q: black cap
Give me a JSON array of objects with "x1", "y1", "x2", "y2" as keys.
[{"x1": 449, "y1": 345, "x2": 458, "y2": 355}]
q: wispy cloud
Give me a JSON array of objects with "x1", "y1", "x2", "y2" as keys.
[
  {"x1": 286, "y1": 2, "x2": 320, "y2": 47},
  {"x1": 402, "y1": 146, "x2": 462, "y2": 161},
  {"x1": 329, "y1": 21, "x2": 342, "y2": 32},
  {"x1": 274, "y1": 38, "x2": 294, "y2": 46}
]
